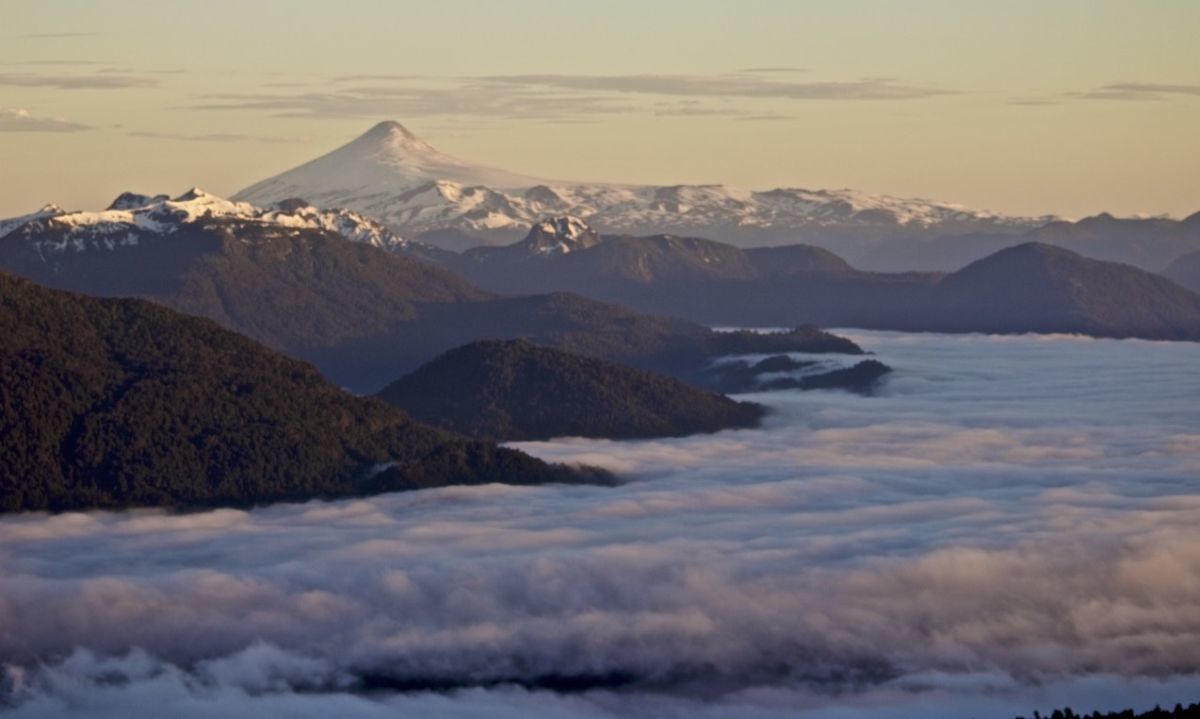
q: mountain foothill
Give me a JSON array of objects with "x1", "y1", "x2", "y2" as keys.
[{"x1": 3, "y1": 122, "x2": 1200, "y2": 513}]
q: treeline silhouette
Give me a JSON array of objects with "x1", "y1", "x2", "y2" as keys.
[{"x1": 1015, "y1": 702, "x2": 1200, "y2": 719}]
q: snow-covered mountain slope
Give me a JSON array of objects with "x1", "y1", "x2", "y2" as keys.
[
  {"x1": 236, "y1": 121, "x2": 544, "y2": 207},
  {"x1": 234, "y1": 122, "x2": 1053, "y2": 258},
  {"x1": 0, "y1": 189, "x2": 413, "y2": 256},
  {"x1": 0, "y1": 205, "x2": 63, "y2": 241}
]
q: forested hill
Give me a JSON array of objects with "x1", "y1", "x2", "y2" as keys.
[
  {"x1": 378, "y1": 339, "x2": 766, "y2": 441},
  {"x1": 0, "y1": 273, "x2": 607, "y2": 513}
]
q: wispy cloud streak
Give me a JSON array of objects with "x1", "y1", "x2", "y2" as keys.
[
  {"x1": 0, "y1": 72, "x2": 157, "y2": 89},
  {"x1": 1074, "y1": 81, "x2": 1200, "y2": 101},
  {"x1": 126, "y1": 130, "x2": 303, "y2": 144},
  {"x1": 478, "y1": 73, "x2": 954, "y2": 100}
]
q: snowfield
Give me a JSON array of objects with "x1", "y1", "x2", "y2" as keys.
[{"x1": 234, "y1": 121, "x2": 1052, "y2": 248}]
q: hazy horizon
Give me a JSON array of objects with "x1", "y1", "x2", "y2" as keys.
[{"x1": 2, "y1": 0, "x2": 1198, "y2": 220}]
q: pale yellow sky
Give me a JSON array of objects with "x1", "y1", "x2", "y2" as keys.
[{"x1": 2, "y1": 0, "x2": 1197, "y2": 219}]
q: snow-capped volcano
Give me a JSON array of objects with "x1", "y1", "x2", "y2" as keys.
[
  {"x1": 236, "y1": 121, "x2": 545, "y2": 209},
  {"x1": 0, "y1": 188, "x2": 411, "y2": 255},
  {"x1": 234, "y1": 121, "x2": 1055, "y2": 262}
]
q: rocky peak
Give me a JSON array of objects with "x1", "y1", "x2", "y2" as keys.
[{"x1": 521, "y1": 216, "x2": 602, "y2": 255}]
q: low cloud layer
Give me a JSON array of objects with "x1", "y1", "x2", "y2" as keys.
[{"x1": 1, "y1": 332, "x2": 1198, "y2": 717}]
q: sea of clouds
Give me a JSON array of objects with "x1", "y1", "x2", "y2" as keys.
[{"x1": 2, "y1": 331, "x2": 1198, "y2": 718}]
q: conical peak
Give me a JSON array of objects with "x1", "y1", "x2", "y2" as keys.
[
  {"x1": 362, "y1": 120, "x2": 418, "y2": 141},
  {"x1": 174, "y1": 187, "x2": 213, "y2": 202},
  {"x1": 355, "y1": 121, "x2": 438, "y2": 154},
  {"x1": 233, "y1": 121, "x2": 548, "y2": 204}
]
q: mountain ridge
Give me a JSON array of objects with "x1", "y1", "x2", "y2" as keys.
[
  {"x1": 0, "y1": 187, "x2": 415, "y2": 255},
  {"x1": 233, "y1": 122, "x2": 1051, "y2": 256},
  {"x1": 0, "y1": 195, "x2": 863, "y2": 391},
  {"x1": 448, "y1": 218, "x2": 1200, "y2": 342},
  {"x1": 874, "y1": 212, "x2": 1200, "y2": 273}
]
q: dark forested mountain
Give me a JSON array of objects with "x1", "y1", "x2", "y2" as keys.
[
  {"x1": 378, "y1": 339, "x2": 766, "y2": 441},
  {"x1": 874, "y1": 211, "x2": 1200, "y2": 272},
  {"x1": 1018, "y1": 211, "x2": 1200, "y2": 272},
  {"x1": 1165, "y1": 249, "x2": 1200, "y2": 292},
  {"x1": 930, "y1": 242, "x2": 1200, "y2": 337},
  {"x1": 0, "y1": 192, "x2": 860, "y2": 391},
  {"x1": 448, "y1": 219, "x2": 1200, "y2": 342},
  {"x1": 703, "y1": 244, "x2": 1200, "y2": 340},
  {"x1": 0, "y1": 273, "x2": 608, "y2": 513},
  {"x1": 744, "y1": 243, "x2": 856, "y2": 276}
]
